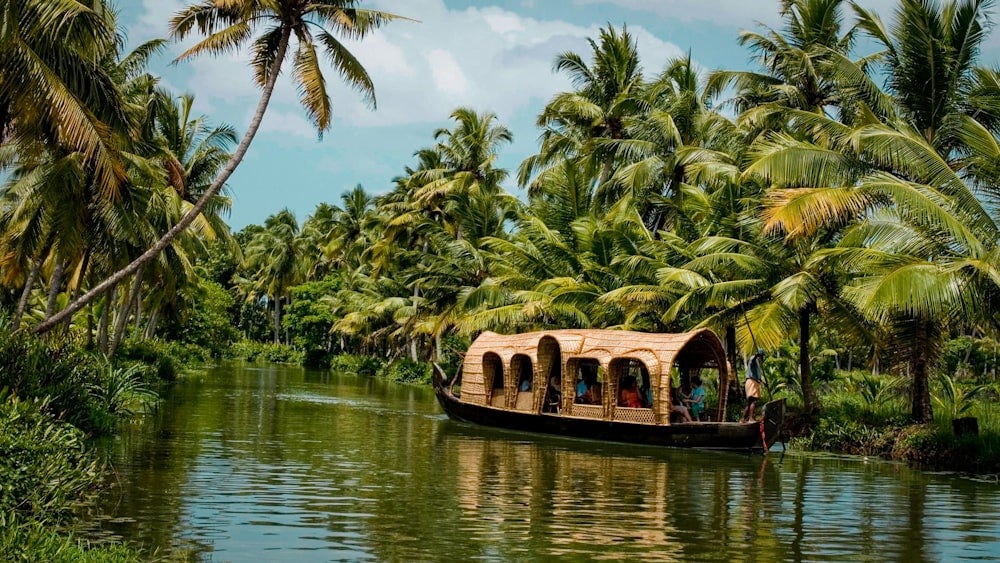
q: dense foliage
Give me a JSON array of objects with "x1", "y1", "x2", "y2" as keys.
[{"x1": 4, "y1": 0, "x2": 1000, "y2": 473}]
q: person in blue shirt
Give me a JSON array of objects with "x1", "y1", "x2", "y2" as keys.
[
  {"x1": 575, "y1": 364, "x2": 600, "y2": 404},
  {"x1": 688, "y1": 375, "x2": 706, "y2": 421},
  {"x1": 519, "y1": 373, "x2": 531, "y2": 392}
]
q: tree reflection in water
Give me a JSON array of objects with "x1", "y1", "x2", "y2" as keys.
[{"x1": 81, "y1": 365, "x2": 1000, "y2": 560}]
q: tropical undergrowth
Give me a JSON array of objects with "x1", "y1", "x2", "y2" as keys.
[
  {"x1": 0, "y1": 394, "x2": 142, "y2": 561},
  {"x1": 0, "y1": 325, "x2": 158, "y2": 436},
  {"x1": 226, "y1": 340, "x2": 304, "y2": 364},
  {"x1": 328, "y1": 354, "x2": 433, "y2": 384},
  {"x1": 0, "y1": 320, "x2": 164, "y2": 560},
  {"x1": 792, "y1": 370, "x2": 1000, "y2": 472}
]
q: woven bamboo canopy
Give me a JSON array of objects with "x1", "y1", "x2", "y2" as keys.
[{"x1": 458, "y1": 328, "x2": 730, "y2": 424}]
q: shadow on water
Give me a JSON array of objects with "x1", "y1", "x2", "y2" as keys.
[{"x1": 80, "y1": 362, "x2": 1000, "y2": 561}]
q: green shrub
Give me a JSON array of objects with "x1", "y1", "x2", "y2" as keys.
[
  {"x1": 793, "y1": 417, "x2": 898, "y2": 457},
  {"x1": 0, "y1": 395, "x2": 103, "y2": 524},
  {"x1": 159, "y1": 279, "x2": 240, "y2": 356},
  {"x1": 329, "y1": 354, "x2": 384, "y2": 377},
  {"x1": 380, "y1": 359, "x2": 431, "y2": 384},
  {"x1": 87, "y1": 364, "x2": 157, "y2": 425},
  {"x1": 303, "y1": 349, "x2": 333, "y2": 369},
  {"x1": 117, "y1": 339, "x2": 179, "y2": 381},
  {"x1": 941, "y1": 336, "x2": 1000, "y2": 378},
  {"x1": 228, "y1": 340, "x2": 303, "y2": 364},
  {"x1": 0, "y1": 327, "x2": 161, "y2": 436},
  {"x1": 0, "y1": 514, "x2": 141, "y2": 563}
]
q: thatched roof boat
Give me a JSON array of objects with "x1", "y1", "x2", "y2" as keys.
[{"x1": 432, "y1": 328, "x2": 784, "y2": 451}]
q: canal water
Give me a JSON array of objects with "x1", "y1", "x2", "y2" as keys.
[{"x1": 83, "y1": 363, "x2": 1000, "y2": 561}]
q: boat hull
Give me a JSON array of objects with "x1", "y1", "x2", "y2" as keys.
[{"x1": 433, "y1": 365, "x2": 784, "y2": 452}]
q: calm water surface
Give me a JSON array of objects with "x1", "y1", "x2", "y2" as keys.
[{"x1": 82, "y1": 363, "x2": 1000, "y2": 561}]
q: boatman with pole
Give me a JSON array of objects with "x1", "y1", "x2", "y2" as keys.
[{"x1": 742, "y1": 348, "x2": 765, "y2": 422}]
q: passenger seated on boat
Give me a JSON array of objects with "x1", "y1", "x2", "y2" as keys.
[
  {"x1": 519, "y1": 372, "x2": 531, "y2": 392},
  {"x1": 638, "y1": 365, "x2": 653, "y2": 408},
  {"x1": 670, "y1": 386, "x2": 693, "y2": 423},
  {"x1": 544, "y1": 375, "x2": 562, "y2": 413},
  {"x1": 688, "y1": 375, "x2": 706, "y2": 421},
  {"x1": 576, "y1": 368, "x2": 601, "y2": 405},
  {"x1": 618, "y1": 375, "x2": 643, "y2": 408}
]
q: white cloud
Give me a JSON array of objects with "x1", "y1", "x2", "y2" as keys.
[
  {"x1": 428, "y1": 49, "x2": 470, "y2": 98},
  {"x1": 128, "y1": 0, "x2": 186, "y2": 45},
  {"x1": 135, "y1": 0, "x2": 684, "y2": 134},
  {"x1": 570, "y1": 0, "x2": 906, "y2": 30},
  {"x1": 258, "y1": 110, "x2": 318, "y2": 142}
]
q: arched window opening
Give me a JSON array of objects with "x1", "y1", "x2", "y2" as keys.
[{"x1": 484, "y1": 352, "x2": 505, "y2": 408}]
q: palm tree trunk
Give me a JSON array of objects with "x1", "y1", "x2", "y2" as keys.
[
  {"x1": 98, "y1": 285, "x2": 117, "y2": 353},
  {"x1": 14, "y1": 253, "x2": 44, "y2": 327},
  {"x1": 15, "y1": 231, "x2": 55, "y2": 327},
  {"x1": 799, "y1": 306, "x2": 819, "y2": 414},
  {"x1": 725, "y1": 324, "x2": 737, "y2": 372},
  {"x1": 911, "y1": 317, "x2": 933, "y2": 422},
  {"x1": 63, "y1": 249, "x2": 91, "y2": 337},
  {"x1": 132, "y1": 297, "x2": 143, "y2": 340},
  {"x1": 45, "y1": 260, "x2": 66, "y2": 320},
  {"x1": 33, "y1": 24, "x2": 293, "y2": 335},
  {"x1": 410, "y1": 282, "x2": 420, "y2": 361},
  {"x1": 273, "y1": 296, "x2": 282, "y2": 344},
  {"x1": 144, "y1": 307, "x2": 160, "y2": 340},
  {"x1": 86, "y1": 303, "x2": 94, "y2": 349},
  {"x1": 109, "y1": 263, "x2": 145, "y2": 357}
]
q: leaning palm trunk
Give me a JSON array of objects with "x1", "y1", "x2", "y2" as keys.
[
  {"x1": 109, "y1": 263, "x2": 145, "y2": 357},
  {"x1": 44, "y1": 260, "x2": 65, "y2": 320},
  {"x1": 32, "y1": 26, "x2": 293, "y2": 335}
]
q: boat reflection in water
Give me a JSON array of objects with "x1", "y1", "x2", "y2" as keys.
[{"x1": 437, "y1": 422, "x2": 786, "y2": 561}]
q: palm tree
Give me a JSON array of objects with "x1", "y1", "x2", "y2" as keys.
[
  {"x1": 709, "y1": 0, "x2": 855, "y2": 119},
  {"x1": 108, "y1": 92, "x2": 238, "y2": 356},
  {"x1": 324, "y1": 185, "x2": 378, "y2": 270},
  {"x1": 518, "y1": 25, "x2": 647, "y2": 194},
  {"x1": 608, "y1": 53, "x2": 736, "y2": 233},
  {"x1": 753, "y1": 0, "x2": 1000, "y2": 422},
  {"x1": 243, "y1": 209, "x2": 303, "y2": 343},
  {"x1": 34, "y1": 0, "x2": 407, "y2": 334},
  {"x1": 0, "y1": 0, "x2": 128, "y2": 195}
]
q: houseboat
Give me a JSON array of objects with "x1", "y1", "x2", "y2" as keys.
[{"x1": 432, "y1": 328, "x2": 785, "y2": 451}]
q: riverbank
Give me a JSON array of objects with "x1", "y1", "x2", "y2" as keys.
[
  {"x1": 0, "y1": 325, "x2": 194, "y2": 560},
  {"x1": 118, "y1": 343, "x2": 1000, "y2": 474},
  {"x1": 81, "y1": 361, "x2": 1000, "y2": 560},
  {"x1": 781, "y1": 373, "x2": 1000, "y2": 473}
]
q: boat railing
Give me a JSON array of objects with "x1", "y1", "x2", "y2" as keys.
[
  {"x1": 612, "y1": 406, "x2": 656, "y2": 424},
  {"x1": 569, "y1": 403, "x2": 604, "y2": 419}
]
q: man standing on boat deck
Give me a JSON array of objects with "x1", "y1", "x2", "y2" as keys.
[{"x1": 742, "y1": 349, "x2": 765, "y2": 422}]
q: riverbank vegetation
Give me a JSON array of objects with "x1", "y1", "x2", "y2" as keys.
[
  {"x1": 0, "y1": 323, "x2": 156, "y2": 560},
  {"x1": 3, "y1": 0, "x2": 1000, "y2": 512}
]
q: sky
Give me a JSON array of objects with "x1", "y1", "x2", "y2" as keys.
[{"x1": 115, "y1": 0, "x2": 1000, "y2": 230}]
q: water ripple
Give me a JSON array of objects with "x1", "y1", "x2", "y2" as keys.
[{"x1": 79, "y1": 365, "x2": 1000, "y2": 561}]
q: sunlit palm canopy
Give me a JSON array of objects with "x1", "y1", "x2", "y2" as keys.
[
  {"x1": 169, "y1": 0, "x2": 410, "y2": 135},
  {"x1": 0, "y1": 0, "x2": 129, "y2": 196}
]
